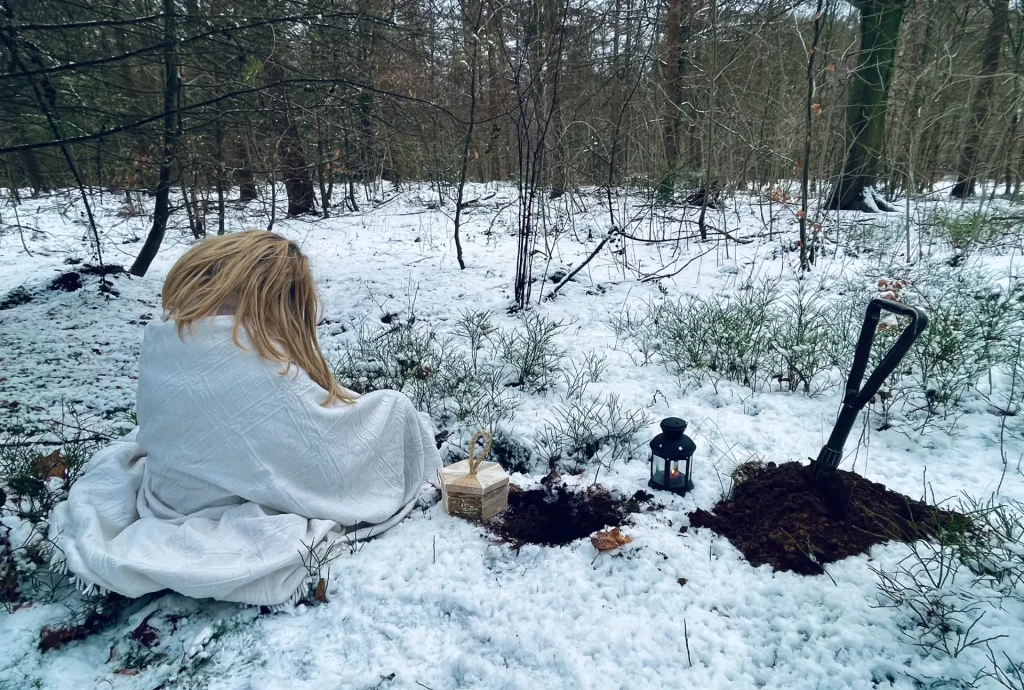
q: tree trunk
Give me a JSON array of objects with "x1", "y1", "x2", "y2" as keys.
[
  {"x1": 827, "y1": 0, "x2": 909, "y2": 211},
  {"x1": 951, "y1": 0, "x2": 1010, "y2": 198},
  {"x1": 800, "y1": 0, "x2": 825, "y2": 271},
  {"x1": 546, "y1": 0, "x2": 569, "y2": 199},
  {"x1": 278, "y1": 121, "x2": 316, "y2": 216},
  {"x1": 180, "y1": 166, "x2": 198, "y2": 239},
  {"x1": 356, "y1": 0, "x2": 379, "y2": 181},
  {"x1": 16, "y1": 127, "x2": 47, "y2": 197},
  {"x1": 658, "y1": 0, "x2": 688, "y2": 199},
  {"x1": 316, "y1": 115, "x2": 331, "y2": 218},
  {"x1": 264, "y1": 63, "x2": 315, "y2": 216},
  {"x1": 234, "y1": 137, "x2": 258, "y2": 203},
  {"x1": 130, "y1": 0, "x2": 179, "y2": 277},
  {"x1": 453, "y1": 0, "x2": 483, "y2": 269},
  {"x1": 1004, "y1": 110, "x2": 1019, "y2": 196},
  {"x1": 215, "y1": 123, "x2": 226, "y2": 234}
]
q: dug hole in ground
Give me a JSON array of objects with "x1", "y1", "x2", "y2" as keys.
[{"x1": 1, "y1": 183, "x2": 1023, "y2": 690}]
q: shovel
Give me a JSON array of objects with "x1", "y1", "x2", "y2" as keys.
[{"x1": 809, "y1": 298, "x2": 928, "y2": 520}]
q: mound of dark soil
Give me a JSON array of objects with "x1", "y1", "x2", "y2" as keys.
[
  {"x1": 79, "y1": 263, "x2": 126, "y2": 277},
  {"x1": 49, "y1": 272, "x2": 82, "y2": 292},
  {"x1": 0, "y1": 286, "x2": 32, "y2": 310},
  {"x1": 49, "y1": 264, "x2": 126, "y2": 293},
  {"x1": 688, "y1": 461, "x2": 963, "y2": 575},
  {"x1": 486, "y1": 477, "x2": 658, "y2": 547}
]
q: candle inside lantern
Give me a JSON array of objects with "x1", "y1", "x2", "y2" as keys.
[{"x1": 652, "y1": 468, "x2": 689, "y2": 489}]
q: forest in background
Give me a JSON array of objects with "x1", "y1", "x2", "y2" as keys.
[{"x1": 0, "y1": 0, "x2": 1020, "y2": 279}]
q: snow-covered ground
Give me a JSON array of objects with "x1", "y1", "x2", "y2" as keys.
[{"x1": 1, "y1": 184, "x2": 1022, "y2": 689}]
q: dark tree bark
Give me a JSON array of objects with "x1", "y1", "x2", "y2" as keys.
[
  {"x1": 316, "y1": 114, "x2": 331, "y2": 218},
  {"x1": 235, "y1": 136, "x2": 258, "y2": 203},
  {"x1": 453, "y1": 0, "x2": 483, "y2": 270},
  {"x1": 355, "y1": 0, "x2": 380, "y2": 181},
  {"x1": 130, "y1": 0, "x2": 179, "y2": 277},
  {"x1": 277, "y1": 121, "x2": 316, "y2": 216},
  {"x1": 546, "y1": 0, "x2": 569, "y2": 199},
  {"x1": 827, "y1": 0, "x2": 909, "y2": 211},
  {"x1": 16, "y1": 127, "x2": 47, "y2": 196},
  {"x1": 799, "y1": 0, "x2": 825, "y2": 270},
  {"x1": 657, "y1": 0, "x2": 689, "y2": 199},
  {"x1": 215, "y1": 121, "x2": 226, "y2": 234},
  {"x1": 951, "y1": 0, "x2": 1010, "y2": 199},
  {"x1": 263, "y1": 62, "x2": 315, "y2": 216}
]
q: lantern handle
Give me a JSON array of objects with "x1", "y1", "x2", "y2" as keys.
[{"x1": 466, "y1": 429, "x2": 493, "y2": 476}]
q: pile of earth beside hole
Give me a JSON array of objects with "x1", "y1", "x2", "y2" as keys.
[
  {"x1": 0, "y1": 286, "x2": 32, "y2": 310},
  {"x1": 50, "y1": 264, "x2": 127, "y2": 293},
  {"x1": 688, "y1": 461, "x2": 964, "y2": 575},
  {"x1": 485, "y1": 474, "x2": 660, "y2": 547}
]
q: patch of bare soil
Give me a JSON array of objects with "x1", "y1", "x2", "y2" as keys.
[
  {"x1": 688, "y1": 461, "x2": 964, "y2": 575},
  {"x1": 486, "y1": 473, "x2": 660, "y2": 547}
]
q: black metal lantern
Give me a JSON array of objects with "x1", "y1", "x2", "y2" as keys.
[{"x1": 649, "y1": 417, "x2": 695, "y2": 495}]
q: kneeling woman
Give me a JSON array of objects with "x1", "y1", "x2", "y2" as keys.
[{"x1": 52, "y1": 231, "x2": 442, "y2": 606}]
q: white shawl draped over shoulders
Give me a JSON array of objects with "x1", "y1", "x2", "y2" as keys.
[{"x1": 51, "y1": 316, "x2": 442, "y2": 605}]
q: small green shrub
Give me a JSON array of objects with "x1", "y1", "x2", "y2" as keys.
[
  {"x1": 495, "y1": 311, "x2": 568, "y2": 393},
  {"x1": 932, "y1": 211, "x2": 1003, "y2": 254},
  {"x1": 561, "y1": 351, "x2": 607, "y2": 399},
  {"x1": 899, "y1": 267, "x2": 1021, "y2": 414},
  {"x1": 609, "y1": 299, "x2": 662, "y2": 366},
  {"x1": 772, "y1": 288, "x2": 834, "y2": 394},
  {"x1": 333, "y1": 318, "x2": 522, "y2": 430},
  {"x1": 535, "y1": 393, "x2": 651, "y2": 472},
  {"x1": 1, "y1": 411, "x2": 116, "y2": 608},
  {"x1": 870, "y1": 497, "x2": 1024, "y2": 686}
]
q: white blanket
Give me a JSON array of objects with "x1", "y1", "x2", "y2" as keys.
[{"x1": 51, "y1": 316, "x2": 442, "y2": 606}]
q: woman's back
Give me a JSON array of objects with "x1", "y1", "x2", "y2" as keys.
[{"x1": 135, "y1": 315, "x2": 436, "y2": 526}]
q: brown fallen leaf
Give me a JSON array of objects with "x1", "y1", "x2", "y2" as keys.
[
  {"x1": 678, "y1": 577, "x2": 688, "y2": 586},
  {"x1": 39, "y1": 625, "x2": 79, "y2": 652},
  {"x1": 314, "y1": 578, "x2": 328, "y2": 604},
  {"x1": 130, "y1": 612, "x2": 160, "y2": 648},
  {"x1": 114, "y1": 668, "x2": 140, "y2": 676},
  {"x1": 33, "y1": 450, "x2": 67, "y2": 481},
  {"x1": 590, "y1": 527, "x2": 632, "y2": 552}
]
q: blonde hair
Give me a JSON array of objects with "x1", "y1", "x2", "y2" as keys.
[{"x1": 162, "y1": 230, "x2": 353, "y2": 405}]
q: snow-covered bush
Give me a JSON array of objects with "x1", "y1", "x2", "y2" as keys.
[
  {"x1": 609, "y1": 298, "x2": 662, "y2": 366},
  {"x1": 893, "y1": 264, "x2": 1021, "y2": 417},
  {"x1": 772, "y1": 287, "x2": 835, "y2": 394},
  {"x1": 453, "y1": 309, "x2": 498, "y2": 371},
  {"x1": 871, "y1": 499, "x2": 1024, "y2": 685},
  {"x1": 560, "y1": 351, "x2": 608, "y2": 400},
  {"x1": 494, "y1": 311, "x2": 569, "y2": 393},
  {"x1": 953, "y1": 498, "x2": 1024, "y2": 600},
  {"x1": 332, "y1": 312, "x2": 651, "y2": 474},
  {"x1": 332, "y1": 317, "x2": 522, "y2": 431},
  {"x1": 628, "y1": 280, "x2": 844, "y2": 394},
  {"x1": 656, "y1": 280, "x2": 779, "y2": 392},
  {"x1": 928, "y1": 210, "x2": 1023, "y2": 261},
  {"x1": 534, "y1": 393, "x2": 651, "y2": 473},
  {"x1": 1, "y1": 415, "x2": 113, "y2": 608}
]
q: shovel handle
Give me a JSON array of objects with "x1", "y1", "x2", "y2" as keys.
[
  {"x1": 845, "y1": 299, "x2": 928, "y2": 409},
  {"x1": 817, "y1": 298, "x2": 928, "y2": 470}
]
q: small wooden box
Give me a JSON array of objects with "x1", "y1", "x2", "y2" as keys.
[{"x1": 440, "y1": 459, "x2": 509, "y2": 522}]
